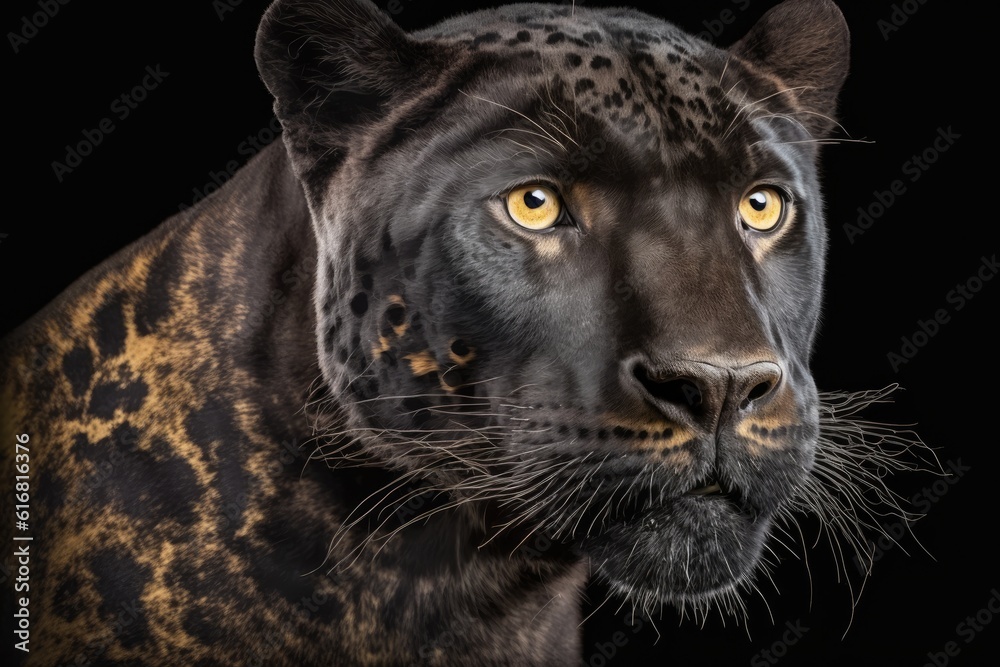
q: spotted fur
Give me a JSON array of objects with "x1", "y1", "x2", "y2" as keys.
[{"x1": 0, "y1": 1, "x2": 875, "y2": 665}]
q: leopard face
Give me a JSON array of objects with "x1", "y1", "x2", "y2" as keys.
[{"x1": 256, "y1": 0, "x2": 849, "y2": 611}]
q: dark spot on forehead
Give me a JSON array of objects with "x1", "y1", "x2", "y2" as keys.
[
  {"x1": 516, "y1": 30, "x2": 531, "y2": 42},
  {"x1": 472, "y1": 32, "x2": 501, "y2": 47},
  {"x1": 565, "y1": 53, "x2": 582, "y2": 67},
  {"x1": 632, "y1": 52, "x2": 655, "y2": 71},
  {"x1": 546, "y1": 32, "x2": 565, "y2": 44},
  {"x1": 574, "y1": 78, "x2": 595, "y2": 95},
  {"x1": 350, "y1": 293, "x2": 368, "y2": 316},
  {"x1": 361, "y1": 274, "x2": 373, "y2": 290},
  {"x1": 688, "y1": 97, "x2": 710, "y2": 117},
  {"x1": 590, "y1": 55, "x2": 612, "y2": 69}
]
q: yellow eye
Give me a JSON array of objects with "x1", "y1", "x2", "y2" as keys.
[
  {"x1": 739, "y1": 187, "x2": 785, "y2": 232},
  {"x1": 505, "y1": 185, "x2": 562, "y2": 231}
]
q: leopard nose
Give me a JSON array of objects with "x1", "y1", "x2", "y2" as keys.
[{"x1": 627, "y1": 358, "x2": 782, "y2": 430}]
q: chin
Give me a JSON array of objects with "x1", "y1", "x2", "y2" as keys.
[{"x1": 581, "y1": 495, "x2": 773, "y2": 609}]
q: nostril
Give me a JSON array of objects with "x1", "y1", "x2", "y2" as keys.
[
  {"x1": 628, "y1": 358, "x2": 780, "y2": 423},
  {"x1": 738, "y1": 368, "x2": 781, "y2": 409},
  {"x1": 634, "y1": 366, "x2": 703, "y2": 413},
  {"x1": 740, "y1": 381, "x2": 772, "y2": 409}
]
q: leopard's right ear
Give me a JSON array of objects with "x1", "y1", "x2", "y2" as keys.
[
  {"x1": 254, "y1": 0, "x2": 442, "y2": 182},
  {"x1": 729, "y1": 0, "x2": 849, "y2": 139}
]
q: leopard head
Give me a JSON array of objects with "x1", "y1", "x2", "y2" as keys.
[{"x1": 254, "y1": 0, "x2": 887, "y2": 614}]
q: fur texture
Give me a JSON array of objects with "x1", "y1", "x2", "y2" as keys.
[{"x1": 1, "y1": 2, "x2": 926, "y2": 665}]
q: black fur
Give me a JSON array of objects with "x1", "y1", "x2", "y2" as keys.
[{"x1": 1, "y1": 1, "x2": 851, "y2": 664}]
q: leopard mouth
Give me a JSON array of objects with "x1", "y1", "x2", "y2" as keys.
[
  {"x1": 684, "y1": 478, "x2": 722, "y2": 496},
  {"x1": 579, "y1": 472, "x2": 770, "y2": 606},
  {"x1": 680, "y1": 475, "x2": 760, "y2": 518}
]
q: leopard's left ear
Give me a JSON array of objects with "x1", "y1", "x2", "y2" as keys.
[
  {"x1": 729, "y1": 0, "x2": 849, "y2": 137},
  {"x1": 254, "y1": 0, "x2": 447, "y2": 185}
]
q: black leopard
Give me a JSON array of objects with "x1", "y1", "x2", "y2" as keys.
[{"x1": 1, "y1": 1, "x2": 916, "y2": 665}]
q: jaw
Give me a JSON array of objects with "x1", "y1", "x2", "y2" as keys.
[{"x1": 580, "y1": 495, "x2": 773, "y2": 609}]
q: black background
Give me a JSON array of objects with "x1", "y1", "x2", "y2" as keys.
[{"x1": 4, "y1": 0, "x2": 995, "y2": 665}]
